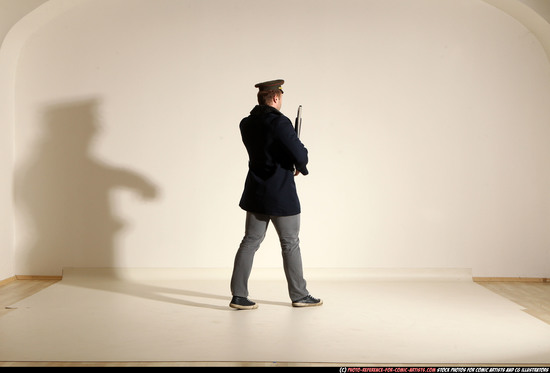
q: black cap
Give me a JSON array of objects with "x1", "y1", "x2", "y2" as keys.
[{"x1": 255, "y1": 79, "x2": 284, "y2": 94}]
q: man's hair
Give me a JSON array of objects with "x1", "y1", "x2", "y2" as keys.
[{"x1": 257, "y1": 90, "x2": 282, "y2": 106}]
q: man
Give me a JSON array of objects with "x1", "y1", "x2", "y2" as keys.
[{"x1": 229, "y1": 79, "x2": 322, "y2": 310}]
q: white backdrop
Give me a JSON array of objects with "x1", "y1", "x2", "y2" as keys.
[{"x1": 10, "y1": 0, "x2": 550, "y2": 277}]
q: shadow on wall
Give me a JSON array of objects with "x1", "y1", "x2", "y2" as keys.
[{"x1": 15, "y1": 99, "x2": 159, "y2": 275}]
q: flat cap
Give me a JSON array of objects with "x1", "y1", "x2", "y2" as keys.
[{"x1": 255, "y1": 79, "x2": 284, "y2": 93}]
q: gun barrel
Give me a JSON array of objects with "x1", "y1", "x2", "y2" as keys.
[{"x1": 295, "y1": 105, "x2": 302, "y2": 138}]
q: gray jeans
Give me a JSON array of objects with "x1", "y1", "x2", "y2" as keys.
[{"x1": 230, "y1": 212, "x2": 309, "y2": 302}]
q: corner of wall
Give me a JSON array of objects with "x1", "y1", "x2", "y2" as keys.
[
  {"x1": 482, "y1": 0, "x2": 550, "y2": 63},
  {"x1": 0, "y1": 0, "x2": 83, "y2": 279}
]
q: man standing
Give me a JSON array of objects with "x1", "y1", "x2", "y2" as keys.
[{"x1": 230, "y1": 79, "x2": 322, "y2": 310}]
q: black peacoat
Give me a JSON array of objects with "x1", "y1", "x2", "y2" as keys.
[{"x1": 239, "y1": 105, "x2": 309, "y2": 216}]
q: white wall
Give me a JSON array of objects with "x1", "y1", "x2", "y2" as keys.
[
  {"x1": 484, "y1": 0, "x2": 550, "y2": 63},
  {"x1": 519, "y1": 0, "x2": 550, "y2": 22},
  {"x1": 8, "y1": 0, "x2": 550, "y2": 277},
  {"x1": 0, "y1": 0, "x2": 47, "y2": 42},
  {"x1": 0, "y1": 0, "x2": 49, "y2": 280}
]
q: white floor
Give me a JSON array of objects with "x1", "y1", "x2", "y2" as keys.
[{"x1": 1, "y1": 268, "x2": 550, "y2": 365}]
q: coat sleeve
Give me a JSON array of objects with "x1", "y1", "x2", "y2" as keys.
[{"x1": 273, "y1": 116, "x2": 309, "y2": 175}]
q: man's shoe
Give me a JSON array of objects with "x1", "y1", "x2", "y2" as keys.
[
  {"x1": 230, "y1": 296, "x2": 258, "y2": 310},
  {"x1": 292, "y1": 295, "x2": 323, "y2": 307}
]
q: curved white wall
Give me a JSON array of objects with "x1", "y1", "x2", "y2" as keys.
[
  {"x1": 484, "y1": 0, "x2": 550, "y2": 62},
  {"x1": 0, "y1": 0, "x2": 57, "y2": 280},
  {"x1": 6, "y1": 0, "x2": 550, "y2": 277},
  {"x1": 519, "y1": 0, "x2": 550, "y2": 23}
]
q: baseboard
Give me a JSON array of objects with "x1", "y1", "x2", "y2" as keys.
[
  {"x1": 0, "y1": 276, "x2": 16, "y2": 286},
  {"x1": 474, "y1": 277, "x2": 550, "y2": 283},
  {"x1": 14, "y1": 275, "x2": 63, "y2": 281},
  {"x1": 1, "y1": 275, "x2": 63, "y2": 285}
]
